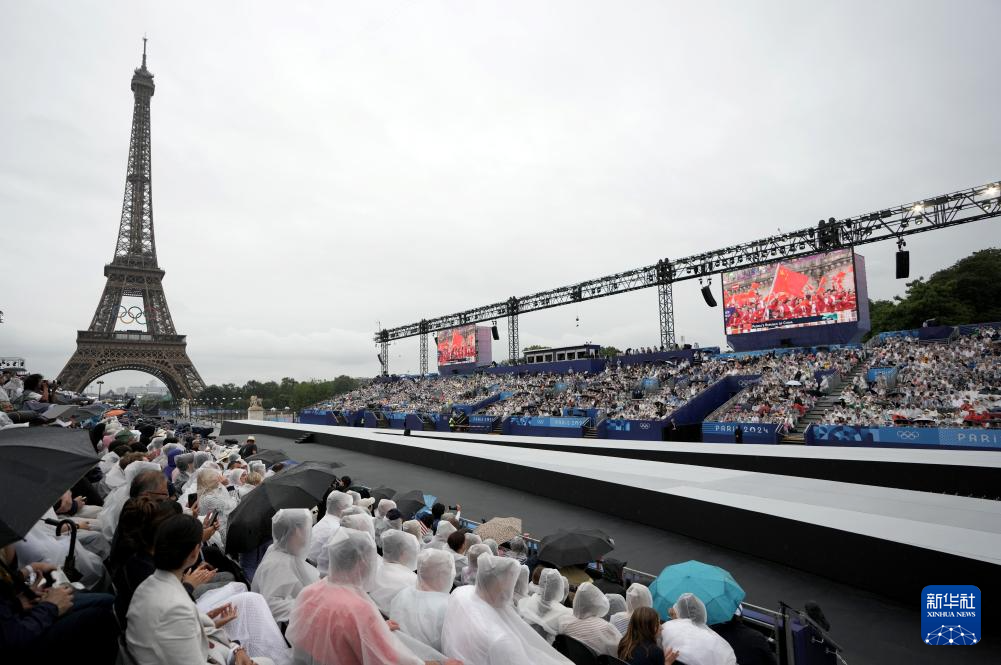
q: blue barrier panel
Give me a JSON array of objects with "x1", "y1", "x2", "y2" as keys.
[
  {"x1": 669, "y1": 375, "x2": 760, "y2": 426},
  {"x1": 299, "y1": 409, "x2": 336, "y2": 426},
  {"x1": 404, "y1": 414, "x2": 424, "y2": 431},
  {"x1": 470, "y1": 393, "x2": 502, "y2": 412},
  {"x1": 386, "y1": 412, "x2": 408, "y2": 429},
  {"x1": 701, "y1": 421, "x2": 782, "y2": 444},
  {"x1": 362, "y1": 410, "x2": 378, "y2": 428},
  {"x1": 603, "y1": 418, "x2": 666, "y2": 441},
  {"x1": 865, "y1": 367, "x2": 898, "y2": 383},
  {"x1": 617, "y1": 348, "x2": 699, "y2": 367},
  {"x1": 563, "y1": 408, "x2": 601, "y2": 419},
  {"x1": 485, "y1": 359, "x2": 607, "y2": 376},
  {"x1": 507, "y1": 416, "x2": 588, "y2": 438},
  {"x1": 467, "y1": 414, "x2": 499, "y2": 433},
  {"x1": 806, "y1": 424, "x2": 1001, "y2": 451}
]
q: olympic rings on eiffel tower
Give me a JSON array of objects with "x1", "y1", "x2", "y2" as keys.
[{"x1": 118, "y1": 305, "x2": 146, "y2": 326}]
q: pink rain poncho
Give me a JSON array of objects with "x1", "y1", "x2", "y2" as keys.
[{"x1": 286, "y1": 529, "x2": 423, "y2": 665}]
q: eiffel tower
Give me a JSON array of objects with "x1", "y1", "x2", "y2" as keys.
[{"x1": 58, "y1": 41, "x2": 205, "y2": 399}]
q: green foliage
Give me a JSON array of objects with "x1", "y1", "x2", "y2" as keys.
[
  {"x1": 197, "y1": 375, "x2": 360, "y2": 411},
  {"x1": 866, "y1": 248, "x2": 1001, "y2": 338},
  {"x1": 598, "y1": 346, "x2": 622, "y2": 358},
  {"x1": 522, "y1": 344, "x2": 547, "y2": 353}
]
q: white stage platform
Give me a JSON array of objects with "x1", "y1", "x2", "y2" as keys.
[{"x1": 221, "y1": 420, "x2": 1001, "y2": 601}]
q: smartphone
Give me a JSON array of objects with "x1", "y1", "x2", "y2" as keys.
[
  {"x1": 187, "y1": 494, "x2": 198, "y2": 508},
  {"x1": 206, "y1": 510, "x2": 219, "y2": 525}
]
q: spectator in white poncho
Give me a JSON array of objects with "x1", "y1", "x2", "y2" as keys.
[
  {"x1": 368, "y1": 530, "x2": 419, "y2": 614},
  {"x1": 251, "y1": 509, "x2": 320, "y2": 623}
]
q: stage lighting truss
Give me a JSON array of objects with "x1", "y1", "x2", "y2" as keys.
[{"x1": 375, "y1": 180, "x2": 1001, "y2": 344}]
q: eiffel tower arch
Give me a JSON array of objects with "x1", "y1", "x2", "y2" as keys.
[{"x1": 58, "y1": 42, "x2": 205, "y2": 399}]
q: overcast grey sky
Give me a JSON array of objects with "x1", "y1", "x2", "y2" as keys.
[{"x1": 1, "y1": 0, "x2": 998, "y2": 389}]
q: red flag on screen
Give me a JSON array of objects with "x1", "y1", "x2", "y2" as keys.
[{"x1": 768, "y1": 264, "x2": 810, "y2": 299}]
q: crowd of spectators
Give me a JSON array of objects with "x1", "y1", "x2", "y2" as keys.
[
  {"x1": 826, "y1": 328, "x2": 1001, "y2": 428},
  {"x1": 714, "y1": 349, "x2": 862, "y2": 432},
  {"x1": 3, "y1": 390, "x2": 773, "y2": 664}
]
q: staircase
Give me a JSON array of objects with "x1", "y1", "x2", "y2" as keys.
[
  {"x1": 583, "y1": 422, "x2": 600, "y2": 439},
  {"x1": 782, "y1": 362, "x2": 868, "y2": 443},
  {"x1": 491, "y1": 418, "x2": 504, "y2": 434},
  {"x1": 374, "y1": 411, "x2": 389, "y2": 428}
]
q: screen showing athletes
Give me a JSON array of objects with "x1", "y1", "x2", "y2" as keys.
[
  {"x1": 723, "y1": 248, "x2": 858, "y2": 335},
  {"x1": 436, "y1": 325, "x2": 478, "y2": 366}
]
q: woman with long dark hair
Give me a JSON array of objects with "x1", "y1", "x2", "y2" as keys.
[{"x1": 618, "y1": 607, "x2": 680, "y2": 665}]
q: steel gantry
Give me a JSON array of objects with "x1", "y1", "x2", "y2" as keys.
[{"x1": 374, "y1": 180, "x2": 1001, "y2": 369}]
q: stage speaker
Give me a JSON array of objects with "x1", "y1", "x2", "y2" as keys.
[
  {"x1": 491, "y1": 324, "x2": 500, "y2": 340},
  {"x1": 701, "y1": 284, "x2": 717, "y2": 307},
  {"x1": 377, "y1": 353, "x2": 383, "y2": 364},
  {"x1": 896, "y1": 250, "x2": 909, "y2": 279}
]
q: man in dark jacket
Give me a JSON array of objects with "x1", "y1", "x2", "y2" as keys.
[
  {"x1": 593, "y1": 558, "x2": 627, "y2": 597},
  {"x1": 712, "y1": 610, "x2": 778, "y2": 665}
]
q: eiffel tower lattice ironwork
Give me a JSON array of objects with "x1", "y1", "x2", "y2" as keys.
[{"x1": 58, "y1": 42, "x2": 205, "y2": 399}]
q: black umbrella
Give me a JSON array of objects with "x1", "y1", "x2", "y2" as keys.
[
  {"x1": 245, "y1": 449, "x2": 291, "y2": 466},
  {"x1": 0, "y1": 427, "x2": 99, "y2": 547},
  {"x1": 368, "y1": 486, "x2": 396, "y2": 504},
  {"x1": 393, "y1": 489, "x2": 429, "y2": 518},
  {"x1": 537, "y1": 528, "x2": 615, "y2": 567},
  {"x1": 225, "y1": 461, "x2": 340, "y2": 554}
]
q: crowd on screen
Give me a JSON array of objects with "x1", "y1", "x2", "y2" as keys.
[
  {"x1": 1, "y1": 407, "x2": 782, "y2": 664},
  {"x1": 826, "y1": 328, "x2": 1001, "y2": 428}
]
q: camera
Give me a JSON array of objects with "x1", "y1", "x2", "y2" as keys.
[{"x1": 448, "y1": 505, "x2": 458, "y2": 512}]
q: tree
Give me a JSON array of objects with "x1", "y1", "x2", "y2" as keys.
[
  {"x1": 866, "y1": 248, "x2": 1001, "y2": 338},
  {"x1": 523, "y1": 344, "x2": 547, "y2": 353},
  {"x1": 598, "y1": 346, "x2": 622, "y2": 358}
]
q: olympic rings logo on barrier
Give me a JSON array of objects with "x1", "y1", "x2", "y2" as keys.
[
  {"x1": 896, "y1": 430, "x2": 920, "y2": 440},
  {"x1": 118, "y1": 305, "x2": 146, "y2": 326}
]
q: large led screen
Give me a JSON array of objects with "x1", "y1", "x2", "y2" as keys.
[
  {"x1": 437, "y1": 325, "x2": 478, "y2": 366},
  {"x1": 723, "y1": 248, "x2": 858, "y2": 336}
]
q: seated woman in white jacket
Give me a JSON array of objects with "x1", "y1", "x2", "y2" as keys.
[
  {"x1": 126, "y1": 513, "x2": 274, "y2": 665},
  {"x1": 557, "y1": 582, "x2": 622, "y2": 657},
  {"x1": 251, "y1": 509, "x2": 320, "y2": 623},
  {"x1": 369, "y1": 530, "x2": 419, "y2": 614}
]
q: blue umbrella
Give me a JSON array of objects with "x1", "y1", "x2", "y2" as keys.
[{"x1": 649, "y1": 560, "x2": 745, "y2": 625}]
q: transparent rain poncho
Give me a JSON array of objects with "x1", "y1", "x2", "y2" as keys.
[
  {"x1": 368, "y1": 530, "x2": 419, "y2": 614},
  {"x1": 375, "y1": 499, "x2": 397, "y2": 518},
  {"x1": 660, "y1": 592, "x2": 737, "y2": 665},
  {"x1": 443, "y1": 555, "x2": 573, "y2": 665},
  {"x1": 425, "y1": 520, "x2": 455, "y2": 550},
  {"x1": 402, "y1": 520, "x2": 422, "y2": 541},
  {"x1": 517, "y1": 568, "x2": 572, "y2": 642},
  {"x1": 251, "y1": 509, "x2": 320, "y2": 622},
  {"x1": 461, "y1": 543, "x2": 492, "y2": 586},
  {"x1": 611, "y1": 583, "x2": 653, "y2": 634},
  {"x1": 556, "y1": 582, "x2": 622, "y2": 657},
  {"x1": 512, "y1": 564, "x2": 531, "y2": 606},
  {"x1": 605, "y1": 593, "x2": 627, "y2": 620},
  {"x1": 309, "y1": 490, "x2": 351, "y2": 566},
  {"x1": 389, "y1": 548, "x2": 454, "y2": 653},
  {"x1": 287, "y1": 530, "x2": 423, "y2": 665},
  {"x1": 98, "y1": 460, "x2": 161, "y2": 540}
]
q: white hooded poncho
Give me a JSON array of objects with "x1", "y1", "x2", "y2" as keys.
[
  {"x1": 659, "y1": 593, "x2": 737, "y2": 665},
  {"x1": 251, "y1": 509, "x2": 320, "y2": 622},
  {"x1": 443, "y1": 555, "x2": 573, "y2": 665}
]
